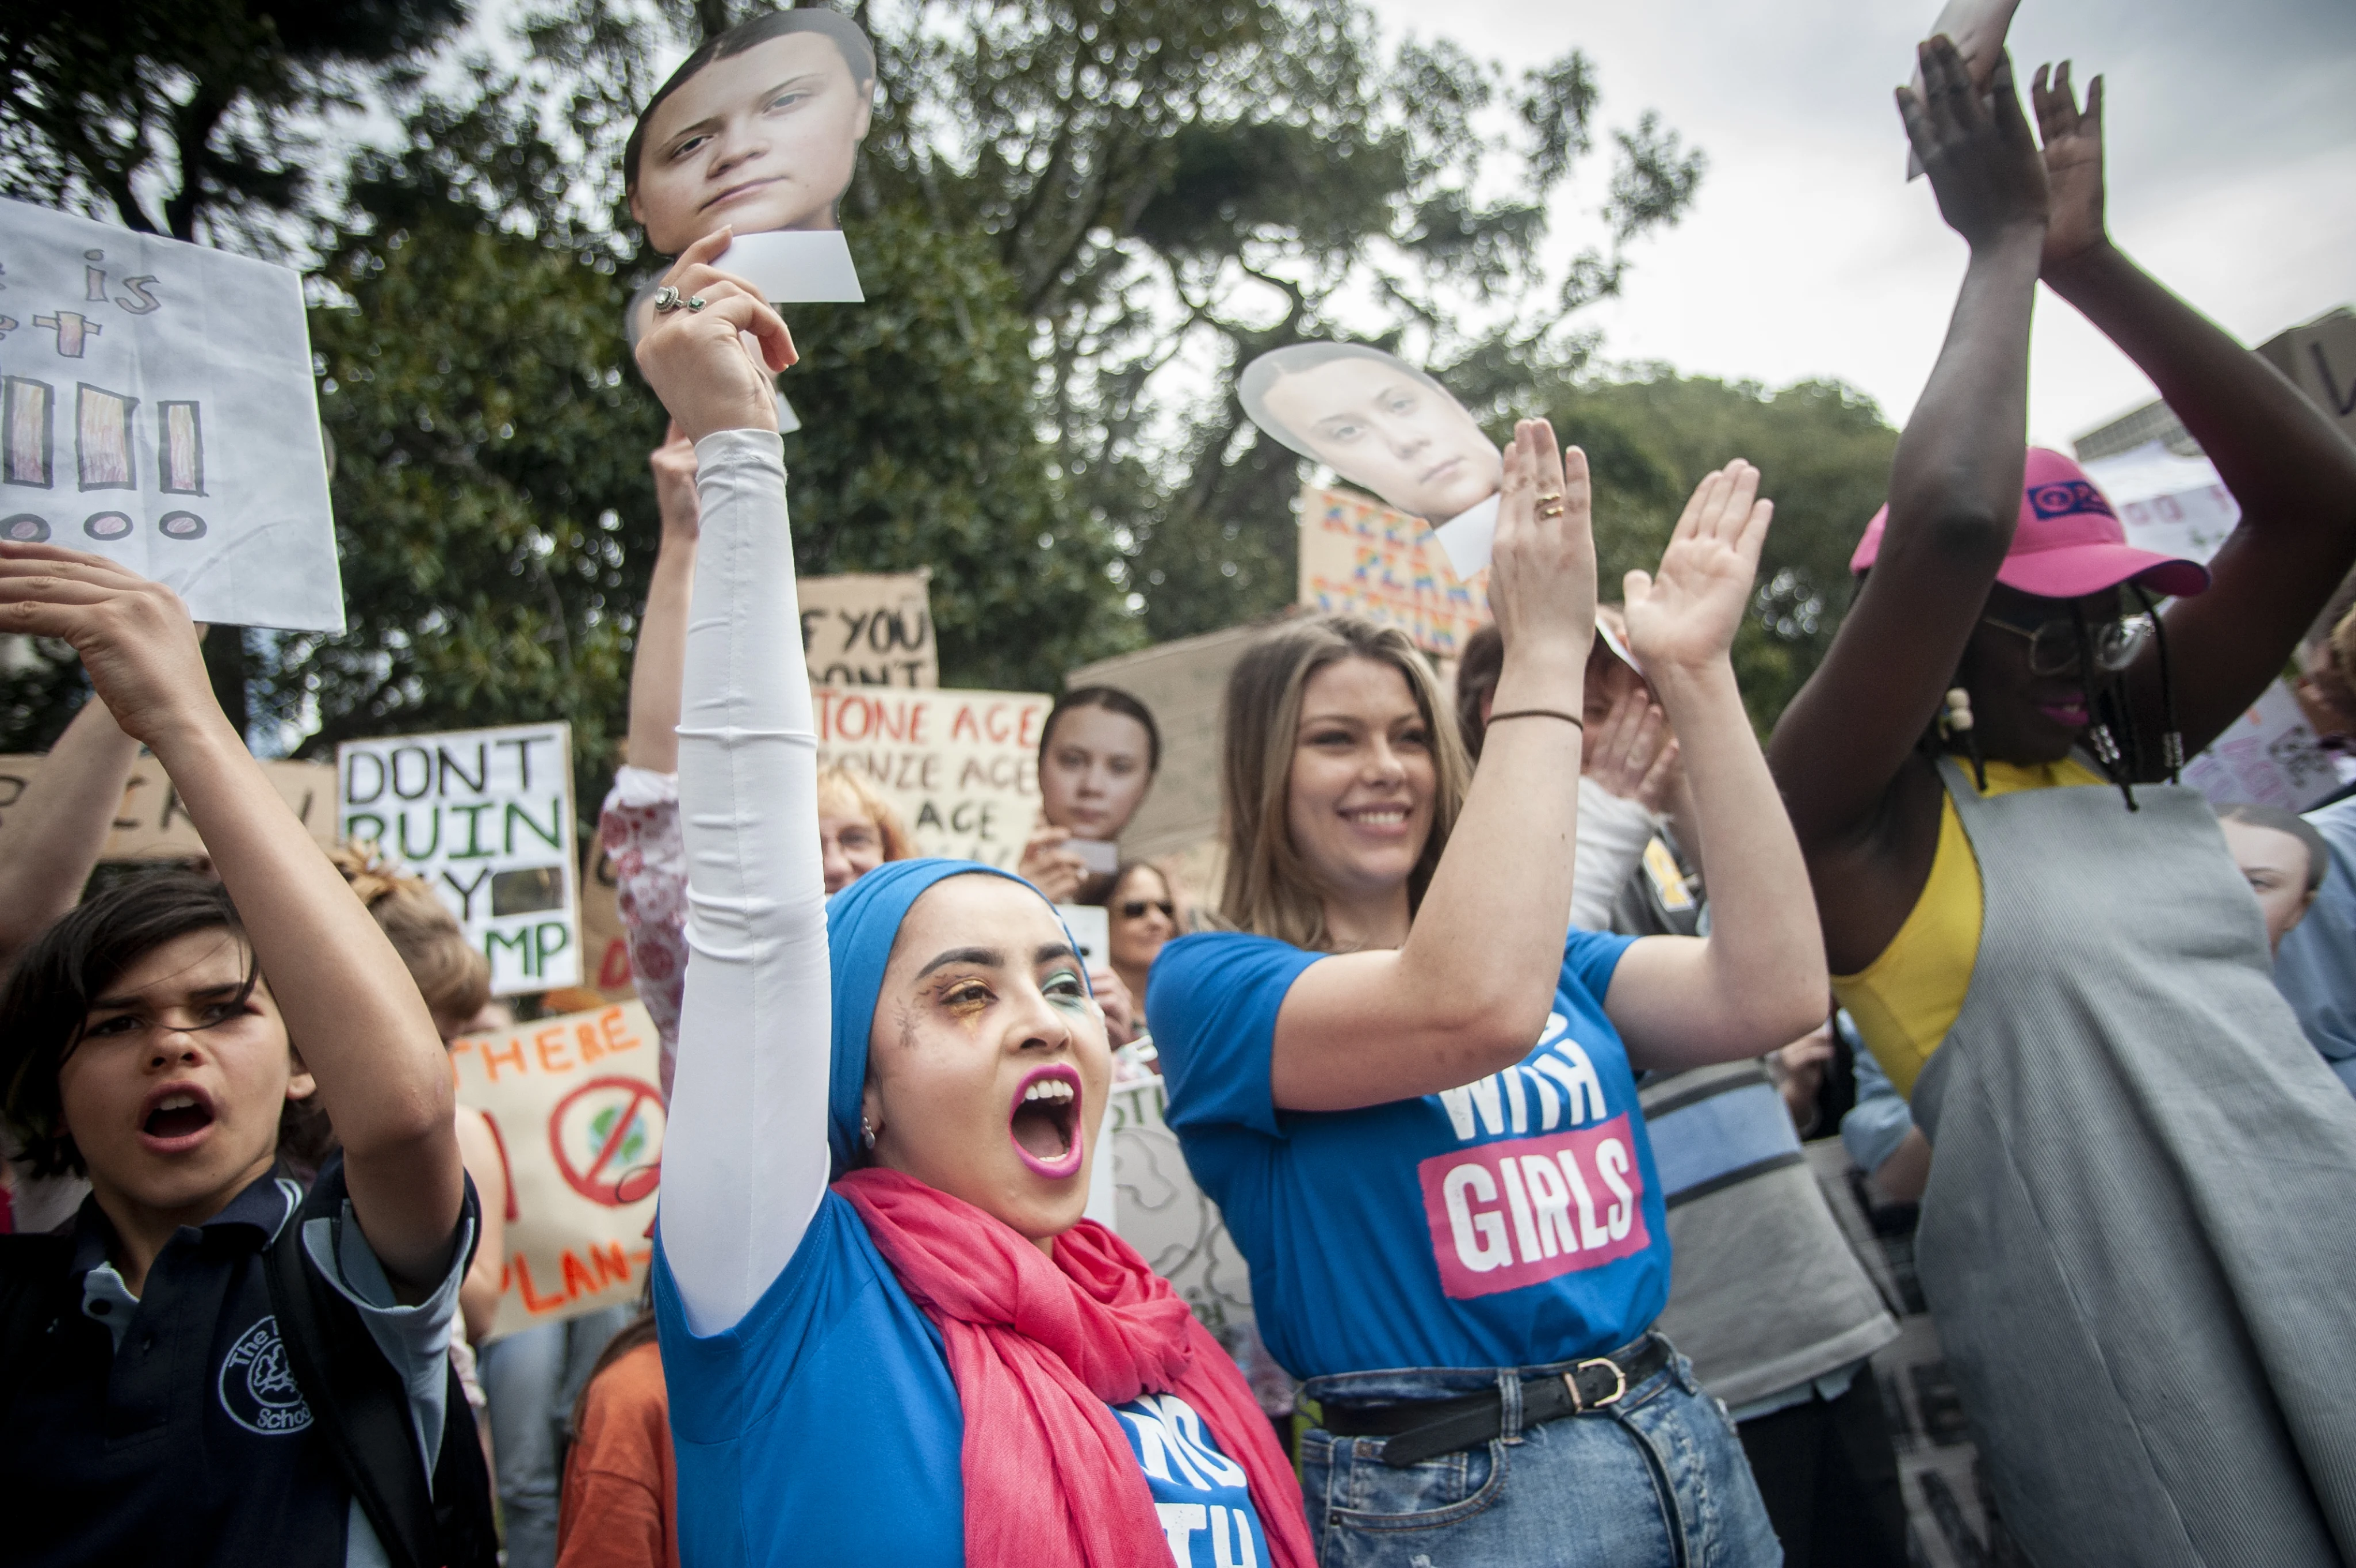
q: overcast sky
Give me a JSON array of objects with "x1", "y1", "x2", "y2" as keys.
[{"x1": 1360, "y1": 0, "x2": 2356, "y2": 448}]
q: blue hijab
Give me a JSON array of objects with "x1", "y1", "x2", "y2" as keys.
[{"x1": 822, "y1": 858, "x2": 1077, "y2": 1179}]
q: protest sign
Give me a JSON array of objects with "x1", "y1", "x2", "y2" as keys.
[
  {"x1": 1242, "y1": 342, "x2": 1504, "y2": 575},
  {"x1": 580, "y1": 836, "x2": 637, "y2": 999},
  {"x1": 337, "y1": 722, "x2": 580, "y2": 995},
  {"x1": 1107, "y1": 1077, "x2": 1257, "y2": 1352},
  {"x1": 813, "y1": 684, "x2": 1049, "y2": 867},
  {"x1": 2183, "y1": 682, "x2": 2342, "y2": 813},
  {"x1": 0, "y1": 753, "x2": 336, "y2": 858},
  {"x1": 449, "y1": 1001, "x2": 663, "y2": 1340},
  {"x1": 799, "y1": 570, "x2": 937, "y2": 686},
  {"x1": 0, "y1": 199, "x2": 343, "y2": 632},
  {"x1": 629, "y1": 12, "x2": 875, "y2": 303},
  {"x1": 2258, "y1": 309, "x2": 2356, "y2": 448},
  {"x1": 1297, "y1": 483, "x2": 1490, "y2": 657},
  {"x1": 2080, "y1": 442, "x2": 2239, "y2": 565}
]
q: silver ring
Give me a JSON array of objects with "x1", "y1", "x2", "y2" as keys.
[
  {"x1": 685, "y1": 296, "x2": 708, "y2": 312},
  {"x1": 652, "y1": 285, "x2": 683, "y2": 312}
]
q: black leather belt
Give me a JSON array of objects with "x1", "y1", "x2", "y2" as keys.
[{"x1": 1319, "y1": 1334, "x2": 1673, "y2": 1468}]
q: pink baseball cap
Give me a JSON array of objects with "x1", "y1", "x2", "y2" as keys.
[{"x1": 1849, "y1": 448, "x2": 2210, "y2": 599}]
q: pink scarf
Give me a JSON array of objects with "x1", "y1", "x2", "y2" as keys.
[{"x1": 837, "y1": 1168, "x2": 1315, "y2": 1568}]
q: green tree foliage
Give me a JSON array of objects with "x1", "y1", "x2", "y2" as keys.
[{"x1": 1541, "y1": 370, "x2": 1899, "y2": 729}]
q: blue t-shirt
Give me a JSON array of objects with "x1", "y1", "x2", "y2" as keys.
[
  {"x1": 1148, "y1": 928, "x2": 1668, "y2": 1378},
  {"x1": 656, "y1": 1191, "x2": 1270, "y2": 1568}
]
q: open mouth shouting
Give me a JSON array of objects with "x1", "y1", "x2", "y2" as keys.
[
  {"x1": 139, "y1": 1081, "x2": 218, "y2": 1155},
  {"x1": 1008, "y1": 1064, "x2": 1084, "y2": 1181}
]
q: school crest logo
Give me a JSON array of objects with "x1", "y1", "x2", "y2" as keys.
[{"x1": 217, "y1": 1315, "x2": 313, "y2": 1435}]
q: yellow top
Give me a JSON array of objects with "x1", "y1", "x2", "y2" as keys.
[{"x1": 1831, "y1": 756, "x2": 2108, "y2": 1096}]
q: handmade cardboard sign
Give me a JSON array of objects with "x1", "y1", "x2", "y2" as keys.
[
  {"x1": 1903, "y1": 0, "x2": 2021, "y2": 179},
  {"x1": 628, "y1": 11, "x2": 877, "y2": 303},
  {"x1": 337, "y1": 722, "x2": 581, "y2": 995},
  {"x1": 812, "y1": 684, "x2": 1049, "y2": 867},
  {"x1": 1106, "y1": 1076, "x2": 1259, "y2": 1354},
  {"x1": 2258, "y1": 311, "x2": 2356, "y2": 448},
  {"x1": 1241, "y1": 342, "x2": 1501, "y2": 576},
  {"x1": 2184, "y1": 682, "x2": 2341, "y2": 813},
  {"x1": 800, "y1": 569, "x2": 937, "y2": 686},
  {"x1": 0, "y1": 199, "x2": 343, "y2": 630},
  {"x1": 1296, "y1": 482, "x2": 1490, "y2": 657},
  {"x1": 0, "y1": 753, "x2": 336, "y2": 857},
  {"x1": 449, "y1": 1000, "x2": 663, "y2": 1340}
]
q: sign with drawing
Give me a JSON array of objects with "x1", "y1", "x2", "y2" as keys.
[
  {"x1": 449, "y1": 1000, "x2": 664, "y2": 1340},
  {"x1": 0, "y1": 198, "x2": 343, "y2": 631},
  {"x1": 337, "y1": 722, "x2": 581, "y2": 995}
]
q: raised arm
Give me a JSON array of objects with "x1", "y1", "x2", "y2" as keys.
[
  {"x1": 630, "y1": 232, "x2": 831, "y2": 1336},
  {"x1": 1594, "y1": 467, "x2": 1829, "y2": 1067},
  {"x1": 624, "y1": 424, "x2": 701, "y2": 777},
  {"x1": 1769, "y1": 40, "x2": 2049, "y2": 847},
  {"x1": 0, "y1": 693, "x2": 141, "y2": 969},
  {"x1": 2030, "y1": 64, "x2": 2356, "y2": 762},
  {"x1": 0, "y1": 547, "x2": 462, "y2": 1291},
  {"x1": 1270, "y1": 420, "x2": 1594, "y2": 1111}
]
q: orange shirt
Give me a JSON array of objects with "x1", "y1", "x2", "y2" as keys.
[{"x1": 556, "y1": 1341, "x2": 679, "y2": 1568}]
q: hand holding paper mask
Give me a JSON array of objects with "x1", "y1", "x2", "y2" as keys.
[
  {"x1": 1240, "y1": 342, "x2": 1505, "y2": 576},
  {"x1": 625, "y1": 9, "x2": 877, "y2": 302},
  {"x1": 1903, "y1": 0, "x2": 2022, "y2": 178},
  {"x1": 632, "y1": 230, "x2": 797, "y2": 441}
]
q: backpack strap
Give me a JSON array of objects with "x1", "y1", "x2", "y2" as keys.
[{"x1": 263, "y1": 1155, "x2": 497, "y2": 1568}]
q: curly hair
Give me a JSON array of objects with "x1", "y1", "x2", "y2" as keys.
[{"x1": 328, "y1": 843, "x2": 491, "y2": 1027}]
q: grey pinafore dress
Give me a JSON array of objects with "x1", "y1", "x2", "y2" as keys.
[{"x1": 1911, "y1": 757, "x2": 2356, "y2": 1566}]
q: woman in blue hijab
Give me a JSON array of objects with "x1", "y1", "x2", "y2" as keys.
[{"x1": 631, "y1": 231, "x2": 1310, "y2": 1568}]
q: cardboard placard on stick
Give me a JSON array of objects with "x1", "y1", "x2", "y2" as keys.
[
  {"x1": 813, "y1": 684, "x2": 1049, "y2": 867},
  {"x1": 0, "y1": 198, "x2": 344, "y2": 631},
  {"x1": 336, "y1": 723, "x2": 580, "y2": 995},
  {"x1": 0, "y1": 754, "x2": 336, "y2": 858},
  {"x1": 449, "y1": 1001, "x2": 663, "y2": 1340},
  {"x1": 798, "y1": 570, "x2": 937, "y2": 687},
  {"x1": 1297, "y1": 483, "x2": 1490, "y2": 657}
]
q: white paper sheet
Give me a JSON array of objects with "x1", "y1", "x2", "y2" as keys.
[
  {"x1": 0, "y1": 199, "x2": 343, "y2": 632},
  {"x1": 716, "y1": 230, "x2": 865, "y2": 304}
]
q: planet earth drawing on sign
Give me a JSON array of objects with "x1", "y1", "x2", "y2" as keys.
[{"x1": 550, "y1": 1075, "x2": 667, "y2": 1207}]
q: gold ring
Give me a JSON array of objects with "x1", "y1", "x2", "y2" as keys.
[
  {"x1": 1538, "y1": 502, "x2": 1566, "y2": 518},
  {"x1": 1536, "y1": 491, "x2": 1563, "y2": 506}
]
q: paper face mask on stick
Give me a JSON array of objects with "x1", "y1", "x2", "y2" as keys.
[
  {"x1": 1904, "y1": 0, "x2": 2022, "y2": 178},
  {"x1": 1240, "y1": 342, "x2": 1502, "y2": 577},
  {"x1": 626, "y1": 9, "x2": 877, "y2": 303}
]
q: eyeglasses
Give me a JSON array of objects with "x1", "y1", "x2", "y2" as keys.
[
  {"x1": 1979, "y1": 611, "x2": 2151, "y2": 676},
  {"x1": 1119, "y1": 899, "x2": 1176, "y2": 921}
]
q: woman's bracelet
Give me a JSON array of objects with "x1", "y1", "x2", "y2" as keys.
[{"x1": 1486, "y1": 709, "x2": 1585, "y2": 731}]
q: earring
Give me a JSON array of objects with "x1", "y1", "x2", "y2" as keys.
[{"x1": 860, "y1": 1115, "x2": 877, "y2": 1150}]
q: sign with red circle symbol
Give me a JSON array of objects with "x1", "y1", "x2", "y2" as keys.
[{"x1": 550, "y1": 1076, "x2": 666, "y2": 1207}]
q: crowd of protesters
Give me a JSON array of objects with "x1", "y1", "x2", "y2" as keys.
[{"x1": 5, "y1": 18, "x2": 2356, "y2": 1568}]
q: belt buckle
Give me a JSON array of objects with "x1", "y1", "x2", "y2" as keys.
[{"x1": 1563, "y1": 1356, "x2": 1628, "y2": 1414}]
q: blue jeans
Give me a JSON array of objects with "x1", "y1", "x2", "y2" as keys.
[
  {"x1": 1299, "y1": 1346, "x2": 1781, "y2": 1568},
  {"x1": 477, "y1": 1306, "x2": 633, "y2": 1568}
]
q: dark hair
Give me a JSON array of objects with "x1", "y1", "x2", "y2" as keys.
[
  {"x1": 1237, "y1": 342, "x2": 1452, "y2": 457},
  {"x1": 1454, "y1": 624, "x2": 1505, "y2": 762},
  {"x1": 1042, "y1": 686, "x2": 1162, "y2": 776},
  {"x1": 1, "y1": 873, "x2": 266, "y2": 1177},
  {"x1": 623, "y1": 8, "x2": 878, "y2": 202},
  {"x1": 2215, "y1": 803, "x2": 2331, "y2": 893}
]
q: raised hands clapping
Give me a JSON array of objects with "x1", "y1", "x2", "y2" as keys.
[
  {"x1": 2030, "y1": 61, "x2": 2108, "y2": 274},
  {"x1": 1621, "y1": 462, "x2": 1775, "y2": 675},
  {"x1": 1898, "y1": 36, "x2": 2048, "y2": 251}
]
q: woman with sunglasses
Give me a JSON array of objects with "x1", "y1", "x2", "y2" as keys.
[
  {"x1": 1769, "y1": 43, "x2": 2356, "y2": 1566},
  {"x1": 1106, "y1": 863, "x2": 1180, "y2": 1011}
]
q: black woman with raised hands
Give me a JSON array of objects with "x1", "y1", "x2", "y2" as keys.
[
  {"x1": 1147, "y1": 424, "x2": 1827, "y2": 1565},
  {"x1": 632, "y1": 230, "x2": 1313, "y2": 1568},
  {"x1": 0, "y1": 553, "x2": 490, "y2": 1559},
  {"x1": 1767, "y1": 40, "x2": 2356, "y2": 1567}
]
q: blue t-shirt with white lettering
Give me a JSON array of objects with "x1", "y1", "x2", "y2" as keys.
[
  {"x1": 1147, "y1": 928, "x2": 1667, "y2": 1379},
  {"x1": 656, "y1": 1190, "x2": 1269, "y2": 1568}
]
